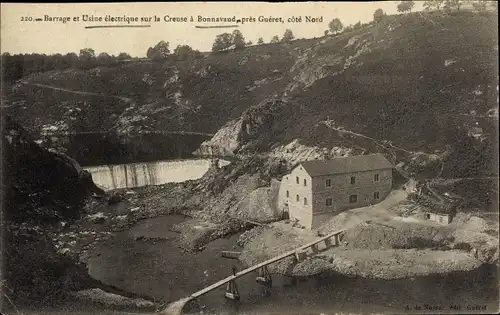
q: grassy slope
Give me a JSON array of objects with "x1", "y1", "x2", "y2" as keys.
[
  {"x1": 245, "y1": 12, "x2": 498, "y2": 150},
  {"x1": 4, "y1": 11, "x2": 498, "y2": 159},
  {"x1": 5, "y1": 43, "x2": 298, "y2": 133},
  {"x1": 232, "y1": 12, "x2": 498, "y2": 178}
]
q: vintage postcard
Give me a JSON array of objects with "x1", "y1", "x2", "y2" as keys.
[{"x1": 1, "y1": 1, "x2": 498, "y2": 315}]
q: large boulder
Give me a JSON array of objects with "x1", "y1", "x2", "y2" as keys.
[{"x1": 228, "y1": 179, "x2": 282, "y2": 223}]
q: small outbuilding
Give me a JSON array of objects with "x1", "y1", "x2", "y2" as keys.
[{"x1": 424, "y1": 212, "x2": 452, "y2": 224}]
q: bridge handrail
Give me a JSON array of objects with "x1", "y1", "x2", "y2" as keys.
[{"x1": 189, "y1": 229, "x2": 344, "y2": 299}]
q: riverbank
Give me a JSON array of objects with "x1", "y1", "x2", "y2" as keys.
[
  {"x1": 68, "y1": 211, "x2": 499, "y2": 315},
  {"x1": 41, "y1": 162, "x2": 498, "y2": 314},
  {"x1": 238, "y1": 189, "x2": 498, "y2": 280}
]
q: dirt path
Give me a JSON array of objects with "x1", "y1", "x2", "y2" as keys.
[
  {"x1": 21, "y1": 81, "x2": 135, "y2": 104},
  {"x1": 319, "y1": 120, "x2": 433, "y2": 156},
  {"x1": 22, "y1": 81, "x2": 215, "y2": 137}
]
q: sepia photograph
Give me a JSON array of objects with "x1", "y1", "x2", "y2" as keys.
[{"x1": 1, "y1": 1, "x2": 499, "y2": 314}]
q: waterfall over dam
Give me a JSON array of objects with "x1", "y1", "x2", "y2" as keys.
[{"x1": 84, "y1": 159, "x2": 230, "y2": 191}]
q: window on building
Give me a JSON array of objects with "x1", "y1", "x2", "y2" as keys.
[
  {"x1": 374, "y1": 192, "x2": 380, "y2": 200},
  {"x1": 303, "y1": 178, "x2": 307, "y2": 186},
  {"x1": 286, "y1": 190, "x2": 289, "y2": 198},
  {"x1": 374, "y1": 174, "x2": 379, "y2": 182},
  {"x1": 351, "y1": 176, "x2": 356, "y2": 185},
  {"x1": 296, "y1": 176, "x2": 299, "y2": 184},
  {"x1": 296, "y1": 194, "x2": 300, "y2": 202},
  {"x1": 326, "y1": 198, "x2": 333, "y2": 206},
  {"x1": 304, "y1": 197, "x2": 308, "y2": 205},
  {"x1": 326, "y1": 179, "x2": 331, "y2": 187},
  {"x1": 349, "y1": 195, "x2": 357, "y2": 203}
]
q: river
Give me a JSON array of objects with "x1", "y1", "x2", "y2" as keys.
[
  {"x1": 51, "y1": 133, "x2": 497, "y2": 314},
  {"x1": 84, "y1": 215, "x2": 499, "y2": 315}
]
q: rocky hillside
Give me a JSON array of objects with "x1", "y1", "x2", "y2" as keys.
[
  {"x1": 3, "y1": 41, "x2": 297, "y2": 134},
  {"x1": 4, "y1": 11, "x2": 498, "y2": 176},
  {"x1": 197, "y1": 11, "x2": 498, "y2": 178},
  {"x1": 2, "y1": 115, "x2": 103, "y2": 306}
]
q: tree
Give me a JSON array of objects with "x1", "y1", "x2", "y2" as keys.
[
  {"x1": 246, "y1": 40, "x2": 253, "y2": 46},
  {"x1": 328, "y1": 18, "x2": 343, "y2": 34},
  {"x1": 257, "y1": 37, "x2": 264, "y2": 45},
  {"x1": 373, "y1": 9, "x2": 386, "y2": 23},
  {"x1": 97, "y1": 52, "x2": 111, "y2": 65},
  {"x1": 79, "y1": 48, "x2": 95, "y2": 60},
  {"x1": 212, "y1": 32, "x2": 234, "y2": 52},
  {"x1": 173, "y1": 45, "x2": 203, "y2": 60},
  {"x1": 147, "y1": 41, "x2": 170, "y2": 60},
  {"x1": 270, "y1": 35, "x2": 280, "y2": 43},
  {"x1": 343, "y1": 25, "x2": 354, "y2": 33},
  {"x1": 174, "y1": 45, "x2": 193, "y2": 60},
  {"x1": 117, "y1": 52, "x2": 132, "y2": 60},
  {"x1": 397, "y1": 1, "x2": 415, "y2": 13},
  {"x1": 423, "y1": 0, "x2": 444, "y2": 11},
  {"x1": 281, "y1": 29, "x2": 295, "y2": 43},
  {"x1": 324, "y1": 30, "x2": 329, "y2": 36},
  {"x1": 65, "y1": 52, "x2": 79, "y2": 67},
  {"x1": 353, "y1": 21, "x2": 362, "y2": 30},
  {"x1": 232, "y1": 30, "x2": 246, "y2": 50}
]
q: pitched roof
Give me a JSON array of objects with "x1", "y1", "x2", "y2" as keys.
[{"x1": 299, "y1": 154, "x2": 393, "y2": 177}]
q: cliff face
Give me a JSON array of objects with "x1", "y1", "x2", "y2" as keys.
[
  {"x1": 3, "y1": 115, "x2": 102, "y2": 223},
  {"x1": 2, "y1": 115, "x2": 101, "y2": 306},
  {"x1": 194, "y1": 118, "x2": 244, "y2": 156}
]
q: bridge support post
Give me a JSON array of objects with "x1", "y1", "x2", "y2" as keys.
[
  {"x1": 311, "y1": 243, "x2": 319, "y2": 254},
  {"x1": 256, "y1": 266, "x2": 272, "y2": 296},
  {"x1": 324, "y1": 237, "x2": 332, "y2": 248},
  {"x1": 334, "y1": 233, "x2": 340, "y2": 246},
  {"x1": 225, "y1": 279, "x2": 240, "y2": 300},
  {"x1": 256, "y1": 266, "x2": 272, "y2": 285},
  {"x1": 295, "y1": 250, "x2": 307, "y2": 262}
]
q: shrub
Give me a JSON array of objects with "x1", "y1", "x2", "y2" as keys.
[{"x1": 453, "y1": 242, "x2": 473, "y2": 251}]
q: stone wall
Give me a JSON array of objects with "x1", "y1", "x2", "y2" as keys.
[{"x1": 312, "y1": 168, "x2": 393, "y2": 214}]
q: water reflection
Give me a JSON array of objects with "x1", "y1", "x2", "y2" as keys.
[{"x1": 36, "y1": 132, "x2": 211, "y2": 166}]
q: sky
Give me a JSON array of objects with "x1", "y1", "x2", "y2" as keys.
[{"x1": 1, "y1": 2, "x2": 424, "y2": 57}]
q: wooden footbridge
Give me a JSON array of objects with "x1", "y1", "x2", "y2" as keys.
[{"x1": 159, "y1": 229, "x2": 345, "y2": 315}]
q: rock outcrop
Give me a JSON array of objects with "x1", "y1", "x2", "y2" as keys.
[
  {"x1": 228, "y1": 179, "x2": 282, "y2": 223},
  {"x1": 2, "y1": 115, "x2": 103, "y2": 306},
  {"x1": 194, "y1": 118, "x2": 244, "y2": 156},
  {"x1": 3, "y1": 115, "x2": 102, "y2": 223}
]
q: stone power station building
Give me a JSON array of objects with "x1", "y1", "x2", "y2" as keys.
[{"x1": 278, "y1": 154, "x2": 393, "y2": 229}]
